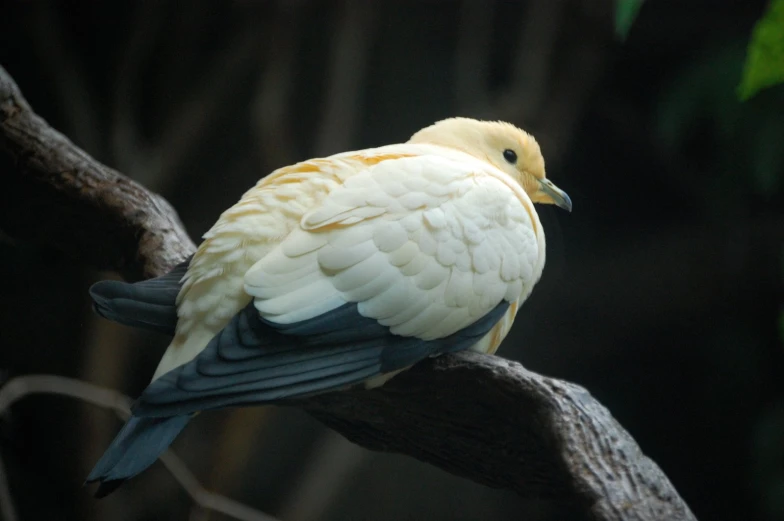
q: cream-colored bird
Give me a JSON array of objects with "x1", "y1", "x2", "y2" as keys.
[{"x1": 86, "y1": 117, "x2": 571, "y2": 496}]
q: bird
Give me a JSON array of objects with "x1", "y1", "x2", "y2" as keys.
[{"x1": 85, "y1": 117, "x2": 572, "y2": 497}]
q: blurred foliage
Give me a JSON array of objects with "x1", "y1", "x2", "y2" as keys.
[
  {"x1": 738, "y1": 0, "x2": 784, "y2": 101},
  {"x1": 656, "y1": 42, "x2": 784, "y2": 215},
  {"x1": 614, "y1": 0, "x2": 644, "y2": 41}
]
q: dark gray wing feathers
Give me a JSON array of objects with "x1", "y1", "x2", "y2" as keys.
[{"x1": 132, "y1": 300, "x2": 509, "y2": 417}]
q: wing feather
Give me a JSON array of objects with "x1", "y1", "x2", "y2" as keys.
[{"x1": 133, "y1": 299, "x2": 509, "y2": 417}]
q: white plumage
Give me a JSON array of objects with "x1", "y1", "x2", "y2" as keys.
[
  {"x1": 86, "y1": 117, "x2": 572, "y2": 494},
  {"x1": 154, "y1": 146, "x2": 539, "y2": 379},
  {"x1": 151, "y1": 120, "x2": 574, "y2": 381}
]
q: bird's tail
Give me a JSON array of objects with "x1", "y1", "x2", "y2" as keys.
[
  {"x1": 88, "y1": 256, "x2": 191, "y2": 336},
  {"x1": 86, "y1": 414, "x2": 192, "y2": 498}
]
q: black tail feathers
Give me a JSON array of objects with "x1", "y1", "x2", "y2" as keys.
[
  {"x1": 86, "y1": 414, "x2": 192, "y2": 497},
  {"x1": 89, "y1": 256, "x2": 191, "y2": 335}
]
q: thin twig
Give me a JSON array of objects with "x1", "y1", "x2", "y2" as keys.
[
  {"x1": 0, "y1": 375, "x2": 132, "y2": 419},
  {"x1": 0, "y1": 452, "x2": 18, "y2": 521},
  {"x1": 0, "y1": 375, "x2": 280, "y2": 521}
]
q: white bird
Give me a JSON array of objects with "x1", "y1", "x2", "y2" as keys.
[{"x1": 85, "y1": 117, "x2": 572, "y2": 496}]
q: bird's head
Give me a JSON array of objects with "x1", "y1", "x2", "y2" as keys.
[{"x1": 409, "y1": 117, "x2": 572, "y2": 212}]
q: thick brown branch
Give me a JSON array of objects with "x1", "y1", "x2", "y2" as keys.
[
  {"x1": 0, "y1": 63, "x2": 696, "y2": 521},
  {"x1": 0, "y1": 64, "x2": 195, "y2": 281},
  {"x1": 299, "y1": 353, "x2": 695, "y2": 521}
]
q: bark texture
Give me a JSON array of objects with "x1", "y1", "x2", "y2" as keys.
[
  {"x1": 0, "y1": 63, "x2": 696, "y2": 521},
  {"x1": 0, "y1": 65, "x2": 195, "y2": 281},
  {"x1": 301, "y1": 353, "x2": 695, "y2": 520}
]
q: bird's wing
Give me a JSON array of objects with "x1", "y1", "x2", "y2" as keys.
[
  {"x1": 133, "y1": 299, "x2": 510, "y2": 416},
  {"x1": 249, "y1": 154, "x2": 542, "y2": 336},
  {"x1": 133, "y1": 154, "x2": 543, "y2": 416}
]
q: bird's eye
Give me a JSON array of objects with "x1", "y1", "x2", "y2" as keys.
[{"x1": 503, "y1": 149, "x2": 517, "y2": 164}]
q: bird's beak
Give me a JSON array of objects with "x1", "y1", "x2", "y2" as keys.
[{"x1": 534, "y1": 179, "x2": 572, "y2": 212}]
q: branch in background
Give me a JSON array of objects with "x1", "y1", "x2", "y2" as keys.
[
  {"x1": 251, "y1": 1, "x2": 306, "y2": 172},
  {"x1": 313, "y1": 0, "x2": 377, "y2": 156},
  {"x1": 0, "y1": 64, "x2": 697, "y2": 521},
  {"x1": 28, "y1": 1, "x2": 103, "y2": 157},
  {"x1": 533, "y1": 18, "x2": 608, "y2": 159},
  {"x1": 454, "y1": 0, "x2": 494, "y2": 114},
  {"x1": 497, "y1": 0, "x2": 566, "y2": 123},
  {"x1": 110, "y1": 1, "x2": 167, "y2": 179},
  {"x1": 150, "y1": 17, "x2": 265, "y2": 192},
  {"x1": 516, "y1": 1, "x2": 612, "y2": 158},
  {"x1": 454, "y1": 0, "x2": 565, "y2": 120},
  {"x1": 0, "y1": 375, "x2": 280, "y2": 521},
  {"x1": 109, "y1": 2, "x2": 266, "y2": 190}
]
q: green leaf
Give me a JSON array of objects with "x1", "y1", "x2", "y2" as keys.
[
  {"x1": 615, "y1": 0, "x2": 644, "y2": 41},
  {"x1": 738, "y1": 0, "x2": 784, "y2": 101}
]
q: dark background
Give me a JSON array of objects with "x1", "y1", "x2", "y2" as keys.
[{"x1": 0, "y1": 1, "x2": 782, "y2": 520}]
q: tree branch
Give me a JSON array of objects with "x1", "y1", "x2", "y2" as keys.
[
  {"x1": 299, "y1": 353, "x2": 695, "y2": 521},
  {"x1": 0, "y1": 64, "x2": 697, "y2": 521},
  {"x1": 0, "y1": 64, "x2": 195, "y2": 281}
]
